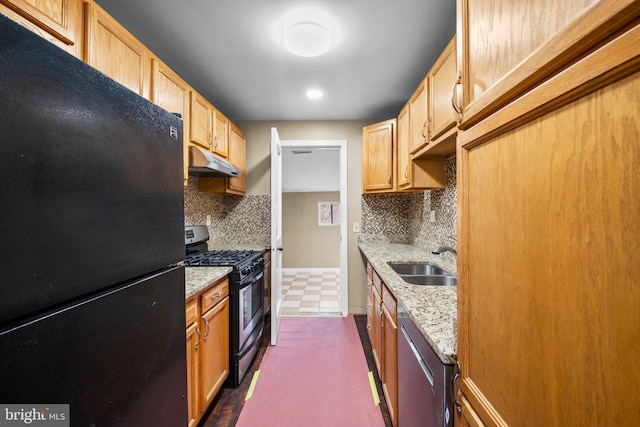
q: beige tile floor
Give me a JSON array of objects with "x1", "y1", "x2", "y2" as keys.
[{"x1": 281, "y1": 268, "x2": 341, "y2": 315}]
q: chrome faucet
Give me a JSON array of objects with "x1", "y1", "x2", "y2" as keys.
[{"x1": 432, "y1": 245, "x2": 457, "y2": 256}]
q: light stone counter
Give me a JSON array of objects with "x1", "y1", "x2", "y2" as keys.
[
  {"x1": 358, "y1": 241, "x2": 457, "y2": 364},
  {"x1": 185, "y1": 267, "x2": 232, "y2": 299}
]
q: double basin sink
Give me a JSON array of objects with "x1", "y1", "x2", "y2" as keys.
[{"x1": 388, "y1": 262, "x2": 457, "y2": 286}]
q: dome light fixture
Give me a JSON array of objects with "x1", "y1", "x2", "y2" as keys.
[
  {"x1": 306, "y1": 89, "x2": 323, "y2": 100},
  {"x1": 284, "y1": 21, "x2": 331, "y2": 57}
]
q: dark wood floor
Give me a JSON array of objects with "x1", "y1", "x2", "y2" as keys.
[{"x1": 198, "y1": 314, "x2": 392, "y2": 427}]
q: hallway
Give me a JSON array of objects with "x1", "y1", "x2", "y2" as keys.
[{"x1": 281, "y1": 268, "x2": 341, "y2": 315}]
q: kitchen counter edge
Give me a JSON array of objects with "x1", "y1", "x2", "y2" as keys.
[
  {"x1": 185, "y1": 267, "x2": 233, "y2": 300},
  {"x1": 358, "y1": 241, "x2": 457, "y2": 364}
]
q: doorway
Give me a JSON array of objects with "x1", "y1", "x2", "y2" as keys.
[{"x1": 279, "y1": 140, "x2": 348, "y2": 316}]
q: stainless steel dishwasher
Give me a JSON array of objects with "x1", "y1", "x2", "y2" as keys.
[{"x1": 398, "y1": 303, "x2": 455, "y2": 427}]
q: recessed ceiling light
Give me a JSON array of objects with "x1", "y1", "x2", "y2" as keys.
[
  {"x1": 306, "y1": 89, "x2": 323, "y2": 100},
  {"x1": 284, "y1": 21, "x2": 331, "y2": 57}
]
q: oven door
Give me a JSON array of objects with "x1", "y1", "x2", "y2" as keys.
[{"x1": 238, "y1": 270, "x2": 264, "y2": 348}]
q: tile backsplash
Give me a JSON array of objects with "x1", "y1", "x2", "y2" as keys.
[
  {"x1": 361, "y1": 157, "x2": 457, "y2": 260},
  {"x1": 184, "y1": 177, "x2": 270, "y2": 238}
]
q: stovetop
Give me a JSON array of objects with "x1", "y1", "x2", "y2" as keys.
[{"x1": 184, "y1": 250, "x2": 259, "y2": 267}]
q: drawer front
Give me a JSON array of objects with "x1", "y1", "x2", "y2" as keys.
[
  {"x1": 382, "y1": 285, "x2": 397, "y2": 321},
  {"x1": 372, "y1": 269, "x2": 383, "y2": 295},
  {"x1": 185, "y1": 298, "x2": 198, "y2": 327},
  {"x1": 201, "y1": 277, "x2": 229, "y2": 312}
]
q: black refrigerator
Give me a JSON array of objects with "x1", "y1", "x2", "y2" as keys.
[{"x1": 0, "y1": 15, "x2": 187, "y2": 426}]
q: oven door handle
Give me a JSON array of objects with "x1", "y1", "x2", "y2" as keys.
[
  {"x1": 237, "y1": 319, "x2": 265, "y2": 359},
  {"x1": 239, "y1": 271, "x2": 264, "y2": 289}
]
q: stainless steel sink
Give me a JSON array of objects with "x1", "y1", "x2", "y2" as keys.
[
  {"x1": 387, "y1": 262, "x2": 457, "y2": 286},
  {"x1": 388, "y1": 262, "x2": 450, "y2": 276},
  {"x1": 399, "y1": 274, "x2": 457, "y2": 286}
]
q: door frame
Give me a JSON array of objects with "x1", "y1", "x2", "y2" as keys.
[{"x1": 280, "y1": 139, "x2": 348, "y2": 315}]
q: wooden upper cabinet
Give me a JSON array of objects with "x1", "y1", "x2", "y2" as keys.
[
  {"x1": 429, "y1": 35, "x2": 457, "y2": 142},
  {"x1": 0, "y1": 0, "x2": 82, "y2": 56},
  {"x1": 212, "y1": 109, "x2": 229, "y2": 158},
  {"x1": 456, "y1": 0, "x2": 638, "y2": 129},
  {"x1": 396, "y1": 103, "x2": 410, "y2": 189},
  {"x1": 409, "y1": 78, "x2": 428, "y2": 154},
  {"x1": 227, "y1": 122, "x2": 246, "y2": 193},
  {"x1": 189, "y1": 91, "x2": 213, "y2": 151},
  {"x1": 197, "y1": 122, "x2": 246, "y2": 195},
  {"x1": 362, "y1": 119, "x2": 396, "y2": 193},
  {"x1": 84, "y1": 1, "x2": 150, "y2": 98},
  {"x1": 150, "y1": 58, "x2": 190, "y2": 180}
]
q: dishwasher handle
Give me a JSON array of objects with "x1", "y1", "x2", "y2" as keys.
[{"x1": 400, "y1": 323, "x2": 434, "y2": 386}]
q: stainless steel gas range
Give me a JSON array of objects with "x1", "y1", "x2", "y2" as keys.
[{"x1": 184, "y1": 225, "x2": 264, "y2": 387}]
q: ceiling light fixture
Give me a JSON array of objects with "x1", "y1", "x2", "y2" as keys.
[
  {"x1": 306, "y1": 89, "x2": 323, "y2": 100},
  {"x1": 284, "y1": 21, "x2": 331, "y2": 57}
]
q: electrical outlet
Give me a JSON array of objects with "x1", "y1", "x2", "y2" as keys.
[
  {"x1": 429, "y1": 210, "x2": 436, "y2": 223},
  {"x1": 353, "y1": 222, "x2": 360, "y2": 233},
  {"x1": 206, "y1": 214, "x2": 211, "y2": 226}
]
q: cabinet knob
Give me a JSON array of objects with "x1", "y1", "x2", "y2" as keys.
[{"x1": 211, "y1": 291, "x2": 223, "y2": 301}]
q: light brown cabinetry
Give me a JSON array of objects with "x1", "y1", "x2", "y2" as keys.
[
  {"x1": 455, "y1": 2, "x2": 640, "y2": 426},
  {"x1": 212, "y1": 108, "x2": 229, "y2": 158},
  {"x1": 185, "y1": 299, "x2": 200, "y2": 427},
  {"x1": 199, "y1": 281, "x2": 229, "y2": 414},
  {"x1": 428, "y1": 36, "x2": 457, "y2": 142},
  {"x1": 197, "y1": 122, "x2": 246, "y2": 195},
  {"x1": 84, "y1": 1, "x2": 150, "y2": 98},
  {"x1": 409, "y1": 79, "x2": 429, "y2": 154},
  {"x1": 366, "y1": 263, "x2": 398, "y2": 427},
  {"x1": 185, "y1": 276, "x2": 230, "y2": 426},
  {"x1": 150, "y1": 57, "x2": 190, "y2": 180},
  {"x1": 362, "y1": 119, "x2": 396, "y2": 193},
  {"x1": 381, "y1": 285, "x2": 398, "y2": 427},
  {"x1": 397, "y1": 100, "x2": 447, "y2": 191},
  {"x1": 0, "y1": 0, "x2": 82, "y2": 56},
  {"x1": 189, "y1": 91, "x2": 214, "y2": 151},
  {"x1": 396, "y1": 104, "x2": 411, "y2": 189},
  {"x1": 414, "y1": 35, "x2": 458, "y2": 159}
]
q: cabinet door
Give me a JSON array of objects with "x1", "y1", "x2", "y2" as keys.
[
  {"x1": 189, "y1": 91, "x2": 213, "y2": 151},
  {"x1": 371, "y1": 284, "x2": 383, "y2": 376},
  {"x1": 362, "y1": 119, "x2": 396, "y2": 193},
  {"x1": 409, "y1": 78, "x2": 428, "y2": 153},
  {"x1": 227, "y1": 122, "x2": 246, "y2": 193},
  {"x1": 456, "y1": 0, "x2": 637, "y2": 128},
  {"x1": 0, "y1": 0, "x2": 81, "y2": 55},
  {"x1": 429, "y1": 36, "x2": 457, "y2": 142},
  {"x1": 84, "y1": 1, "x2": 150, "y2": 98},
  {"x1": 396, "y1": 103, "x2": 410, "y2": 189},
  {"x1": 199, "y1": 296, "x2": 229, "y2": 414},
  {"x1": 457, "y1": 28, "x2": 640, "y2": 426},
  {"x1": 212, "y1": 109, "x2": 229, "y2": 158},
  {"x1": 151, "y1": 58, "x2": 190, "y2": 180},
  {"x1": 185, "y1": 299, "x2": 200, "y2": 426},
  {"x1": 382, "y1": 303, "x2": 397, "y2": 427},
  {"x1": 185, "y1": 321, "x2": 200, "y2": 427}
]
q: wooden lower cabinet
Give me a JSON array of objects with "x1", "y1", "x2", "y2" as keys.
[
  {"x1": 456, "y1": 17, "x2": 640, "y2": 427},
  {"x1": 185, "y1": 299, "x2": 200, "y2": 427},
  {"x1": 366, "y1": 263, "x2": 398, "y2": 427},
  {"x1": 185, "y1": 276, "x2": 229, "y2": 426}
]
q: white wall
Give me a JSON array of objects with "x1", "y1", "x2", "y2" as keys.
[{"x1": 283, "y1": 147, "x2": 340, "y2": 192}]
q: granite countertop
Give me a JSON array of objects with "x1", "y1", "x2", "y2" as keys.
[
  {"x1": 185, "y1": 267, "x2": 232, "y2": 299},
  {"x1": 358, "y1": 241, "x2": 457, "y2": 364}
]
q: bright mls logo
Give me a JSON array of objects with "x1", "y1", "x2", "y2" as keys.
[{"x1": 0, "y1": 405, "x2": 69, "y2": 426}]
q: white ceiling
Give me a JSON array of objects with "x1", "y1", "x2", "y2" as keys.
[{"x1": 94, "y1": 0, "x2": 456, "y2": 123}]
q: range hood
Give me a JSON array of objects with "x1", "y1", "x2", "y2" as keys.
[{"x1": 188, "y1": 146, "x2": 241, "y2": 178}]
